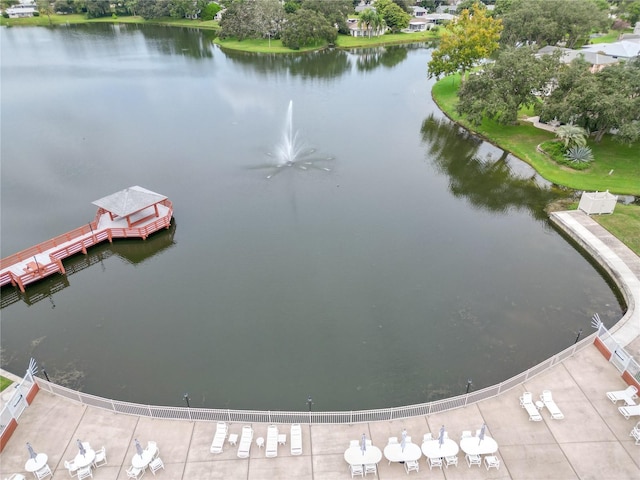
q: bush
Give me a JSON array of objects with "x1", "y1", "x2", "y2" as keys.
[
  {"x1": 539, "y1": 140, "x2": 592, "y2": 170},
  {"x1": 565, "y1": 145, "x2": 594, "y2": 165},
  {"x1": 33, "y1": 11, "x2": 39, "y2": 16},
  {"x1": 2, "y1": 12, "x2": 9, "y2": 18}
]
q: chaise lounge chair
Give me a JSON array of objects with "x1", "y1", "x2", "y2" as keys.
[
  {"x1": 520, "y1": 392, "x2": 542, "y2": 421},
  {"x1": 540, "y1": 390, "x2": 564, "y2": 419},
  {"x1": 290, "y1": 423, "x2": 302, "y2": 455},
  {"x1": 210, "y1": 422, "x2": 228, "y2": 454},
  {"x1": 265, "y1": 424, "x2": 279, "y2": 458},
  {"x1": 619, "y1": 405, "x2": 640, "y2": 420},
  {"x1": 606, "y1": 385, "x2": 638, "y2": 406},
  {"x1": 237, "y1": 425, "x2": 254, "y2": 458}
]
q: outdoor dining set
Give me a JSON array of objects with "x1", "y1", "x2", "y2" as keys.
[
  {"x1": 14, "y1": 438, "x2": 164, "y2": 479},
  {"x1": 343, "y1": 425, "x2": 500, "y2": 476}
]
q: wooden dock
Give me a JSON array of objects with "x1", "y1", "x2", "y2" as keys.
[{"x1": 0, "y1": 187, "x2": 173, "y2": 293}]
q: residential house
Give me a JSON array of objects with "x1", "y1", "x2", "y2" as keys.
[
  {"x1": 537, "y1": 45, "x2": 620, "y2": 73},
  {"x1": 581, "y1": 40, "x2": 640, "y2": 60},
  {"x1": 347, "y1": 18, "x2": 386, "y2": 37},
  {"x1": 6, "y1": 1, "x2": 36, "y2": 18}
]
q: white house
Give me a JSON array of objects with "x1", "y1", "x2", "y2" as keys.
[{"x1": 6, "y1": 2, "x2": 36, "y2": 18}]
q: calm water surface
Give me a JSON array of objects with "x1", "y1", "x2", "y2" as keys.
[{"x1": 0, "y1": 25, "x2": 623, "y2": 411}]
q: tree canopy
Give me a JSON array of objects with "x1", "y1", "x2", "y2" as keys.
[
  {"x1": 498, "y1": 0, "x2": 609, "y2": 48},
  {"x1": 281, "y1": 8, "x2": 337, "y2": 49},
  {"x1": 456, "y1": 46, "x2": 560, "y2": 125},
  {"x1": 219, "y1": 0, "x2": 286, "y2": 40},
  {"x1": 539, "y1": 57, "x2": 640, "y2": 143},
  {"x1": 427, "y1": 3, "x2": 503, "y2": 82},
  {"x1": 374, "y1": 0, "x2": 411, "y2": 32}
]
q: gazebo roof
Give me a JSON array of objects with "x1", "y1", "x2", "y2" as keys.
[{"x1": 92, "y1": 186, "x2": 167, "y2": 217}]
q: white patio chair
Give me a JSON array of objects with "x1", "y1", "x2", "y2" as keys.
[
  {"x1": 364, "y1": 463, "x2": 377, "y2": 476},
  {"x1": 34, "y1": 465, "x2": 52, "y2": 480},
  {"x1": 540, "y1": 390, "x2": 564, "y2": 419},
  {"x1": 278, "y1": 433, "x2": 287, "y2": 445},
  {"x1": 237, "y1": 425, "x2": 254, "y2": 458},
  {"x1": 523, "y1": 401, "x2": 543, "y2": 421},
  {"x1": 93, "y1": 446, "x2": 107, "y2": 467},
  {"x1": 387, "y1": 436, "x2": 398, "y2": 444},
  {"x1": 461, "y1": 430, "x2": 472, "y2": 439},
  {"x1": 428, "y1": 457, "x2": 443, "y2": 470},
  {"x1": 630, "y1": 422, "x2": 640, "y2": 445},
  {"x1": 76, "y1": 466, "x2": 93, "y2": 479},
  {"x1": 519, "y1": 391, "x2": 533, "y2": 407},
  {"x1": 149, "y1": 457, "x2": 165, "y2": 475},
  {"x1": 466, "y1": 453, "x2": 481, "y2": 467},
  {"x1": 265, "y1": 424, "x2": 279, "y2": 458},
  {"x1": 291, "y1": 424, "x2": 303, "y2": 455},
  {"x1": 210, "y1": 422, "x2": 228, "y2": 453},
  {"x1": 350, "y1": 464, "x2": 364, "y2": 478},
  {"x1": 619, "y1": 404, "x2": 640, "y2": 419},
  {"x1": 146, "y1": 440, "x2": 160, "y2": 459},
  {"x1": 404, "y1": 460, "x2": 419, "y2": 474},
  {"x1": 485, "y1": 455, "x2": 500, "y2": 470},
  {"x1": 126, "y1": 465, "x2": 145, "y2": 479},
  {"x1": 607, "y1": 385, "x2": 638, "y2": 406},
  {"x1": 445, "y1": 455, "x2": 458, "y2": 467},
  {"x1": 5, "y1": 475, "x2": 26, "y2": 480},
  {"x1": 64, "y1": 459, "x2": 79, "y2": 476},
  {"x1": 423, "y1": 433, "x2": 432, "y2": 442}
]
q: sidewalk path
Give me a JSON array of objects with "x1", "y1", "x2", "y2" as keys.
[{"x1": 2, "y1": 209, "x2": 639, "y2": 479}]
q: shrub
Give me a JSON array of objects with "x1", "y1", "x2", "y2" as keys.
[{"x1": 565, "y1": 145, "x2": 594, "y2": 164}]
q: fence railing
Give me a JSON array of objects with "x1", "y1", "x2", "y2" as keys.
[{"x1": 33, "y1": 332, "x2": 597, "y2": 425}]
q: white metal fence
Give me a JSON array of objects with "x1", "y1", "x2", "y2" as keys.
[{"x1": 30, "y1": 332, "x2": 598, "y2": 425}]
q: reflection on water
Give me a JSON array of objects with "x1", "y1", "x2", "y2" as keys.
[
  {"x1": 1, "y1": 221, "x2": 176, "y2": 309},
  {"x1": 421, "y1": 114, "x2": 568, "y2": 221},
  {"x1": 0, "y1": 26, "x2": 623, "y2": 411}
]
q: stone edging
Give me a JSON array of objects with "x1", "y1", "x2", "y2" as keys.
[{"x1": 549, "y1": 210, "x2": 640, "y2": 347}]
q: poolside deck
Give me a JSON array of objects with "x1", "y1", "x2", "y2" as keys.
[{"x1": 1, "y1": 343, "x2": 639, "y2": 479}]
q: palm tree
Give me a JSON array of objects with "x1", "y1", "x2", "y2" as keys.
[
  {"x1": 358, "y1": 8, "x2": 385, "y2": 39},
  {"x1": 555, "y1": 124, "x2": 588, "y2": 149}
]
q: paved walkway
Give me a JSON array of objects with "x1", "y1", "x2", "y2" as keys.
[{"x1": 1, "y1": 210, "x2": 639, "y2": 479}]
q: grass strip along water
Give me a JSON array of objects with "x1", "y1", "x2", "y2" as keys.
[{"x1": 432, "y1": 75, "x2": 640, "y2": 256}]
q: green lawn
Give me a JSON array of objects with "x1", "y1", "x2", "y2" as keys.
[
  {"x1": 432, "y1": 75, "x2": 640, "y2": 256},
  {"x1": 0, "y1": 14, "x2": 220, "y2": 30},
  {"x1": 593, "y1": 204, "x2": 640, "y2": 256},
  {"x1": 336, "y1": 30, "x2": 438, "y2": 48},
  {"x1": 214, "y1": 37, "x2": 319, "y2": 53},
  {"x1": 0, "y1": 375, "x2": 13, "y2": 392},
  {"x1": 432, "y1": 76, "x2": 640, "y2": 196}
]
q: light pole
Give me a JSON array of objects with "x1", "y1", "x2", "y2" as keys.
[
  {"x1": 183, "y1": 393, "x2": 190, "y2": 408},
  {"x1": 466, "y1": 379, "x2": 472, "y2": 394},
  {"x1": 574, "y1": 328, "x2": 583, "y2": 344},
  {"x1": 307, "y1": 395, "x2": 313, "y2": 411}
]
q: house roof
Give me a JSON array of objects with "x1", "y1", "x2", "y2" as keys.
[
  {"x1": 92, "y1": 186, "x2": 167, "y2": 217},
  {"x1": 581, "y1": 40, "x2": 640, "y2": 58},
  {"x1": 537, "y1": 46, "x2": 619, "y2": 66}
]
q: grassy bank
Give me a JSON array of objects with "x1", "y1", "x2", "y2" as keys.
[
  {"x1": 0, "y1": 14, "x2": 219, "y2": 30},
  {"x1": 432, "y1": 75, "x2": 640, "y2": 256},
  {"x1": 0, "y1": 375, "x2": 12, "y2": 392},
  {"x1": 432, "y1": 76, "x2": 640, "y2": 195}
]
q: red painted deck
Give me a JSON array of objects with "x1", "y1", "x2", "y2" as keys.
[{"x1": 0, "y1": 199, "x2": 173, "y2": 292}]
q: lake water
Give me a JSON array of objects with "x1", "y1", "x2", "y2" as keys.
[{"x1": 0, "y1": 24, "x2": 623, "y2": 411}]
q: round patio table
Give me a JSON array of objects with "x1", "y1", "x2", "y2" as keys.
[
  {"x1": 24, "y1": 453, "x2": 48, "y2": 473},
  {"x1": 344, "y1": 446, "x2": 382, "y2": 466},
  {"x1": 383, "y1": 443, "x2": 422, "y2": 463},
  {"x1": 74, "y1": 448, "x2": 96, "y2": 469},
  {"x1": 421, "y1": 439, "x2": 459, "y2": 459},
  {"x1": 459, "y1": 436, "x2": 498, "y2": 456},
  {"x1": 132, "y1": 450, "x2": 154, "y2": 470}
]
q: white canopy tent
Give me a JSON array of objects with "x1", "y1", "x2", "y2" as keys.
[{"x1": 578, "y1": 190, "x2": 618, "y2": 215}]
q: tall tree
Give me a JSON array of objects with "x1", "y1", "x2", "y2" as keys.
[
  {"x1": 36, "y1": 0, "x2": 53, "y2": 25},
  {"x1": 456, "y1": 45, "x2": 560, "y2": 125},
  {"x1": 427, "y1": 3, "x2": 502, "y2": 83},
  {"x1": 499, "y1": 0, "x2": 609, "y2": 48},
  {"x1": 301, "y1": 0, "x2": 352, "y2": 34},
  {"x1": 539, "y1": 57, "x2": 640, "y2": 143},
  {"x1": 358, "y1": 7, "x2": 385, "y2": 38},
  {"x1": 281, "y1": 8, "x2": 337, "y2": 49},
  {"x1": 374, "y1": 0, "x2": 411, "y2": 33},
  {"x1": 85, "y1": 0, "x2": 110, "y2": 18}
]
